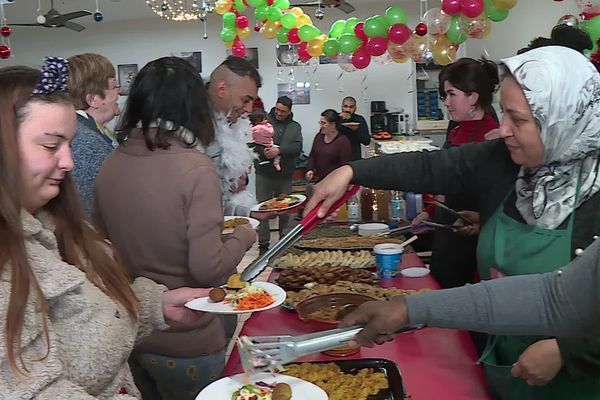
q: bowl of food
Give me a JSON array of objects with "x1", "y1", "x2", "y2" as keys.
[{"x1": 295, "y1": 293, "x2": 375, "y2": 330}]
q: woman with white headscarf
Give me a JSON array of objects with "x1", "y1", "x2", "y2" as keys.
[{"x1": 304, "y1": 46, "x2": 600, "y2": 399}]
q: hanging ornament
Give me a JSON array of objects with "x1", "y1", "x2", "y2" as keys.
[
  {"x1": 94, "y1": 1, "x2": 103, "y2": 22},
  {"x1": 315, "y1": 8, "x2": 324, "y2": 20},
  {"x1": 36, "y1": 0, "x2": 46, "y2": 24},
  {"x1": 557, "y1": 14, "x2": 579, "y2": 26},
  {"x1": 1, "y1": 26, "x2": 10, "y2": 37},
  {"x1": 161, "y1": 3, "x2": 169, "y2": 12},
  {"x1": 0, "y1": 44, "x2": 11, "y2": 59},
  {"x1": 415, "y1": 22, "x2": 428, "y2": 36},
  {"x1": 254, "y1": 24, "x2": 261, "y2": 32},
  {"x1": 0, "y1": 3, "x2": 12, "y2": 59}
]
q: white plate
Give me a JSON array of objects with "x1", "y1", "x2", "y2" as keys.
[
  {"x1": 341, "y1": 122, "x2": 360, "y2": 127},
  {"x1": 400, "y1": 267, "x2": 431, "y2": 278},
  {"x1": 223, "y1": 216, "x2": 260, "y2": 233},
  {"x1": 196, "y1": 372, "x2": 328, "y2": 400},
  {"x1": 185, "y1": 282, "x2": 286, "y2": 315},
  {"x1": 251, "y1": 194, "x2": 306, "y2": 213}
]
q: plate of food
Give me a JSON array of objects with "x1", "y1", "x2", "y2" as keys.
[
  {"x1": 195, "y1": 372, "x2": 327, "y2": 400},
  {"x1": 341, "y1": 122, "x2": 360, "y2": 127},
  {"x1": 296, "y1": 236, "x2": 403, "y2": 250},
  {"x1": 276, "y1": 266, "x2": 378, "y2": 291},
  {"x1": 252, "y1": 194, "x2": 306, "y2": 213},
  {"x1": 223, "y1": 216, "x2": 260, "y2": 233},
  {"x1": 185, "y1": 279, "x2": 286, "y2": 314}
]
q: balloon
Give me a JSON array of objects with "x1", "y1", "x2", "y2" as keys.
[
  {"x1": 277, "y1": 27, "x2": 290, "y2": 43},
  {"x1": 577, "y1": 0, "x2": 600, "y2": 14},
  {"x1": 404, "y1": 33, "x2": 429, "y2": 63},
  {"x1": 364, "y1": 16, "x2": 388, "y2": 37},
  {"x1": 388, "y1": 23, "x2": 411, "y2": 44},
  {"x1": 298, "y1": 24, "x2": 321, "y2": 41},
  {"x1": 267, "y1": 6, "x2": 283, "y2": 21},
  {"x1": 385, "y1": 6, "x2": 408, "y2": 25},
  {"x1": 246, "y1": 0, "x2": 261, "y2": 7},
  {"x1": 446, "y1": 15, "x2": 468, "y2": 43},
  {"x1": 459, "y1": 13, "x2": 491, "y2": 38},
  {"x1": 255, "y1": 5, "x2": 269, "y2": 21},
  {"x1": 261, "y1": 20, "x2": 280, "y2": 39},
  {"x1": 387, "y1": 41, "x2": 408, "y2": 60},
  {"x1": 338, "y1": 33, "x2": 362, "y2": 53},
  {"x1": 296, "y1": 14, "x2": 312, "y2": 27},
  {"x1": 237, "y1": 26, "x2": 252, "y2": 39},
  {"x1": 223, "y1": 12, "x2": 236, "y2": 27},
  {"x1": 224, "y1": 40, "x2": 234, "y2": 49},
  {"x1": 424, "y1": 7, "x2": 451, "y2": 35},
  {"x1": 288, "y1": 27, "x2": 301, "y2": 44},
  {"x1": 491, "y1": 0, "x2": 517, "y2": 11},
  {"x1": 338, "y1": 53, "x2": 357, "y2": 72},
  {"x1": 345, "y1": 17, "x2": 361, "y2": 34},
  {"x1": 354, "y1": 22, "x2": 367, "y2": 41},
  {"x1": 431, "y1": 34, "x2": 457, "y2": 65},
  {"x1": 366, "y1": 37, "x2": 388, "y2": 56},
  {"x1": 290, "y1": 7, "x2": 304, "y2": 16},
  {"x1": 375, "y1": 15, "x2": 390, "y2": 28},
  {"x1": 352, "y1": 46, "x2": 371, "y2": 69},
  {"x1": 215, "y1": 0, "x2": 232, "y2": 15},
  {"x1": 307, "y1": 35, "x2": 326, "y2": 57},
  {"x1": 329, "y1": 19, "x2": 346, "y2": 38},
  {"x1": 461, "y1": 0, "x2": 484, "y2": 18},
  {"x1": 236, "y1": 15, "x2": 249, "y2": 29},
  {"x1": 220, "y1": 27, "x2": 237, "y2": 42},
  {"x1": 298, "y1": 42, "x2": 311, "y2": 61},
  {"x1": 323, "y1": 39, "x2": 340, "y2": 56},
  {"x1": 232, "y1": 38, "x2": 247, "y2": 57},
  {"x1": 484, "y1": 0, "x2": 508, "y2": 22},
  {"x1": 556, "y1": 14, "x2": 579, "y2": 27},
  {"x1": 281, "y1": 12, "x2": 297, "y2": 29},
  {"x1": 234, "y1": 0, "x2": 247, "y2": 12},
  {"x1": 581, "y1": 15, "x2": 600, "y2": 40},
  {"x1": 415, "y1": 22, "x2": 428, "y2": 36},
  {"x1": 273, "y1": 0, "x2": 290, "y2": 10},
  {"x1": 441, "y1": 0, "x2": 461, "y2": 15}
]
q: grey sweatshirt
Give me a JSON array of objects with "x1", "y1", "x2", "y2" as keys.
[{"x1": 407, "y1": 239, "x2": 600, "y2": 337}]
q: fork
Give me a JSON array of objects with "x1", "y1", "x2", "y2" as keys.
[{"x1": 237, "y1": 324, "x2": 424, "y2": 375}]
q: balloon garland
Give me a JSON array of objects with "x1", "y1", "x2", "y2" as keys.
[
  {"x1": 216, "y1": 0, "x2": 519, "y2": 69},
  {"x1": 575, "y1": 0, "x2": 600, "y2": 71}
]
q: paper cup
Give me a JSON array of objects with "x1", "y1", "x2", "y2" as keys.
[{"x1": 373, "y1": 243, "x2": 403, "y2": 279}]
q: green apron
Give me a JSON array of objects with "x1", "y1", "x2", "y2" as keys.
[{"x1": 476, "y1": 173, "x2": 600, "y2": 399}]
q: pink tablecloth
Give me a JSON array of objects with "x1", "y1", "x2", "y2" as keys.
[{"x1": 224, "y1": 253, "x2": 492, "y2": 399}]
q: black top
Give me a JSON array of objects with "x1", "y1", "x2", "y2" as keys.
[{"x1": 339, "y1": 113, "x2": 370, "y2": 161}]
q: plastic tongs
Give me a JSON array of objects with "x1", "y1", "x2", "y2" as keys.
[
  {"x1": 237, "y1": 324, "x2": 424, "y2": 375},
  {"x1": 240, "y1": 184, "x2": 361, "y2": 282},
  {"x1": 431, "y1": 200, "x2": 473, "y2": 226}
]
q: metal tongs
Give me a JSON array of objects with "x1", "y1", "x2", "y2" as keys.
[
  {"x1": 240, "y1": 184, "x2": 361, "y2": 282},
  {"x1": 237, "y1": 324, "x2": 424, "y2": 375}
]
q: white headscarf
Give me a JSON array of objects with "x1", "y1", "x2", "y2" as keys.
[{"x1": 501, "y1": 46, "x2": 600, "y2": 229}]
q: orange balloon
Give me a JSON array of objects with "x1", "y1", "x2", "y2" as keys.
[
  {"x1": 290, "y1": 7, "x2": 304, "y2": 17},
  {"x1": 431, "y1": 35, "x2": 457, "y2": 66},
  {"x1": 491, "y1": 0, "x2": 517, "y2": 10},
  {"x1": 307, "y1": 35, "x2": 326, "y2": 57},
  {"x1": 392, "y1": 55, "x2": 410, "y2": 64},
  {"x1": 237, "y1": 26, "x2": 251, "y2": 39},
  {"x1": 387, "y1": 42, "x2": 408, "y2": 60},
  {"x1": 262, "y1": 20, "x2": 280, "y2": 39},
  {"x1": 215, "y1": 0, "x2": 232, "y2": 15},
  {"x1": 296, "y1": 14, "x2": 312, "y2": 27}
]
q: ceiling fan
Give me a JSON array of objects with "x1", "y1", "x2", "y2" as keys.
[
  {"x1": 291, "y1": 0, "x2": 356, "y2": 14},
  {"x1": 11, "y1": 0, "x2": 92, "y2": 32}
]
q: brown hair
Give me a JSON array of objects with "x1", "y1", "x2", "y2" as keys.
[
  {"x1": 67, "y1": 53, "x2": 116, "y2": 110},
  {"x1": 0, "y1": 65, "x2": 137, "y2": 376},
  {"x1": 438, "y1": 58, "x2": 499, "y2": 110}
]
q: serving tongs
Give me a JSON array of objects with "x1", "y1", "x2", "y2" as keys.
[
  {"x1": 240, "y1": 184, "x2": 361, "y2": 282},
  {"x1": 238, "y1": 324, "x2": 424, "y2": 375}
]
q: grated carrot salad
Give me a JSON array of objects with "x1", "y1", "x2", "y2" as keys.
[{"x1": 235, "y1": 292, "x2": 275, "y2": 311}]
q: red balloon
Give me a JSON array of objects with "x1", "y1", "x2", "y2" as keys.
[
  {"x1": 354, "y1": 22, "x2": 367, "y2": 41},
  {"x1": 232, "y1": 38, "x2": 247, "y2": 57},
  {"x1": 461, "y1": 0, "x2": 484, "y2": 18},
  {"x1": 298, "y1": 42, "x2": 311, "y2": 61},
  {"x1": 0, "y1": 44, "x2": 11, "y2": 59},
  {"x1": 367, "y1": 36, "x2": 388, "y2": 56},
  {"x1": 581, "y1": 12, "x2": 600, "y2": 20},
  {"x1": 254, "y1": 24, "x2": 261, "y2": 32},
  {"x1": 415, "y1": 23, "x2": 428, "y2": 36},
  {"x1": 441, "y1": 0, "x2": 462, "y2": 15},
  {"x1": 288, "y1": 28, "x2": 301, "y2": 44},
  {"x1": 236, "y1": 15, "x2": 249, "y2": 29},
  {"x1": 352, "y1": 47, "x2": 371, "y2": 69},
  {"x1": 0, "y1": 26, "x2": 11, "y2": 38},
  {"x1": 388, "y1": 23, "x2": 411, "y2": 44}
]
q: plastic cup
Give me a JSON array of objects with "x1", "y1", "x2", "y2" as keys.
[{"x1": 373, "y1": 243, "x2": 403, "y2": 279}]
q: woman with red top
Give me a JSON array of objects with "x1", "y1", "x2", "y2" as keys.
[
  {"x1": 415, "y1": 58, "x2": 500, "y2": 290},
  {"x1": 305, "y1": 109, "x2": 352, "y2": 182}
]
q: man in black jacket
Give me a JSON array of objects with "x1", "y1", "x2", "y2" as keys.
[{"x1": 339, "y1": 96, "x2": 370, "y2": 161}]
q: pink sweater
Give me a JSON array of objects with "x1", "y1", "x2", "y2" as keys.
[{"x1": 252, "y1": 122, "x2": 275, "y2": 147}]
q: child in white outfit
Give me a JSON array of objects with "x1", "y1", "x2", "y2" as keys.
[{"x1": 250, "y1": 109, "x2": 281, "y2": 171}]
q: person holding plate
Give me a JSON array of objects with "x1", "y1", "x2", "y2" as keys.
[
  {"x1": 94, "y1": 57, "x2": 256, "y2": 399},
  {"x1": 339, "y1": 96, "x2": 370, "y2": 161}
]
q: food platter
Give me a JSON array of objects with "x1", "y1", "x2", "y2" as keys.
[
  {"x1": 275, "y1": 265, "x2": 378, "y2": 291},
  {"x1": 296, "y1": 236, "x2": 404, "y2": 251},
  {"x1": 272, "y1": 250, "x2": 374, "y2": 270},
  {"x1": 223, "y1": 216, "x2": 260, "y2": 233},
  {"x1": 251, "y1": 194, "x2": 306, "y2": 213},
  {"x1": 185, "y1": 282, "x2": 286, "y2": 314}
]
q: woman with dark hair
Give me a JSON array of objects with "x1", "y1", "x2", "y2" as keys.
[
  {"x1": 305, "y1": 109, "x2": 351, "y2": 182},
  {"x1": 412, "y1": 58, "x2": 500, "y2": 290},
  {"x1": 0, "y1": 59, "x2": 208, "y2": 398},
  {"x1": 93, "y1": 57, "x2": 257, "y2": 399}
]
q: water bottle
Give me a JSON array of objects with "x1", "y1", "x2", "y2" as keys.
[
  {"x1": 390, "y1": 191, "x2": 405, "y2": 222},
  {"x1": 347, "y1": 193, "x2": 361, "y2": 223}
]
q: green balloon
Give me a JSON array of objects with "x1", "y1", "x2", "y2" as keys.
[
  {"x1": 223, "y1": 12, "x2": 236, "y2": 27},
  {"x1": 323, "y1": 38, "x2": 340, "y2": 56},
  {"x1": 363, "y1": 16, "x2": 387, "y2": 37},
  {"x1": 375, "y1": 15, "x2": 389, "y2": 28},
  {"x1": 220, "y1": 27, "x2": 236, "y2": 42},
  {"x1": 255, "y1": 5, "x2": 269, "y2": 21},
  {"x1": 581, "y1": 15, "x2": 600, "y2": 44},
  {"x1": 281, "y1": 13, "x2": 297, "y2": 30},
  {"x1": 329, "y1": 19, "x2": 346, "y2": 39},
  {"x1": 267, "y1": 6, "x2": 282, "y2": 22},
  {"x1": 338, "y1": 33, "x2": 362, "y2": 54},
  {"x1": 298, "y1": 24, "x2": 321, "y2": 42},
  {"x1": 273, "y1": 0, "x2": 290, "y2": 10},
  {"x1": 446, "y1": 15, "x2": 467, "y2": 44},
  {"x1": 277, "y1": 28, "x2": 290, "y2": 44},
  {"x1": 246, "y1": 0, "x2": 260, "y2": 6},
  {"x1": 385, "y1": 7, "x2": 407, "y2": 26},
  {"x1": 234, "y1": 0, "x2": 247, "y2": 12},
  {"x1": 344, "y1": 17, "x2": 360, "y2": 34},
  {"x1": 484, "y1": 0, "x2": 508, "y2": 22}
]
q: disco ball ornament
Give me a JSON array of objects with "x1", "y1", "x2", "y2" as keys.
[
  {"x1": 203, "y1": 33, "x2": 208, "y2": 39},
  {"x1": 94, "y1": 12, "x2": 103, "y2": 22},
  {"x1": 200, "y1": 15, "x2": 206, "y2": 21},
  {"x1": 0, "y1": 26, "x2": 11, "y2": 38},
  {"x1": 0, "y1": 45, "x2": 11, "y2": 59},
  {"x1": 556, "y1": 14, "x2": 579, "y2": 26},
  {"x1": 422, "y1": 49, "x2": 434, "y2": 64},
  {"x1": 315, "y1": 8, "x2": 324, "y2": 20},
  {"x1": 415, "y1": 23, "x2": 428, "y2": 36},
  {"x1": 36, "y1": 15, "x2": 46, "y2": 24},
  {"x1": 161, "y1": 3, "x2": 169, "y2": 11}
]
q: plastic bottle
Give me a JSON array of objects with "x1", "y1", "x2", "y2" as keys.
[
  {"x1": 347, "y1": 193, "x2": 361, "y2": 223},
  {"x1": 390, "y1": 191, "x2": 406, "y2": 222},
  {"x1": 360, "y1": 189, "x2": 374, "y2": 222}
]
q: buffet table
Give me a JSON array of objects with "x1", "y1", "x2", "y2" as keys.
[{"x1": 224, "y1": 253, "x2": 492, "y2": 399}]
